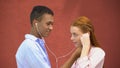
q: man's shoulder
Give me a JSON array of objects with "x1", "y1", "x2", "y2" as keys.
[
  {"x1": 19, "y1": 39, "x2": 36, "y2": 49},
  {"x1": 16, "y1": 39, "x2": 37, "y2": 56}
]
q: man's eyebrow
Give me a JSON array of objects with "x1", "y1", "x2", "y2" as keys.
[{"x1": 46, "y1": 21, "x2": 53, "y2": 24}]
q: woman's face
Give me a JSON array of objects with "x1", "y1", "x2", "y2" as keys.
[{"x1": 70, "y1": 26, "x2": 83, "y2": 47}]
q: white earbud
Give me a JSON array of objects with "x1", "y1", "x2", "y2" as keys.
[
  {"x1": 35, "y1": 23, "x2": 42, "y2": 37},
  {"x1": 35, "y1": 23, "x2": 39, "y2": 32},
  {"x1": 35, "y1": 23, "x2": 38, "y2": 27}
]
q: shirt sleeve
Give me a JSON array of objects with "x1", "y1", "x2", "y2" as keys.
[{"x1": 76, "y1": 48, "x2": 105, "y2": 68}]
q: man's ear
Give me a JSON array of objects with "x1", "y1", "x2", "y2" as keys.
[{"x1": 32, "y1": 19, "x2": 38, "y2": 26}]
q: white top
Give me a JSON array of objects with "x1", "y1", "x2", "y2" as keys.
[{"x1": 71, "y1": 47, "x2": 105, "y2": 68}]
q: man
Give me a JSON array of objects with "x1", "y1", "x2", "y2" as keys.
[{"x1": 15, "y1": 5, "x2": 54, "y2": 68}]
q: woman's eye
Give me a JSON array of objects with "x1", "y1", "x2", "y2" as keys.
[{"x1": 73, "y1": 33, "x2": 78, "y2": 37}]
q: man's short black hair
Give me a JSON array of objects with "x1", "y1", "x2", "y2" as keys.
[{"x1": 30, "y1": 5, "x2": 54, "y2": 25}]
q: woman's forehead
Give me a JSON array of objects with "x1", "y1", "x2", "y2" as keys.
[{"x1": 70, "y1": 26, "x2": 83, "y2": 33}]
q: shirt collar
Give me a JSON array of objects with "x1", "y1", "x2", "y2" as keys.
[
  {"x1": 25, "y1": 34, "x2": 38, "y2": 41},
  {"x1": 25, "y1": 34, "x2": 44, "y2": 43}
]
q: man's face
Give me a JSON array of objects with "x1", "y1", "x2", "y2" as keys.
[{"x1": 37, "y1": 13, "x2": 54, "y2": 37}]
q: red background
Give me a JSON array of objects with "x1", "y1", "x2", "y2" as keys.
[{"x1": 0, "y1": 0, "x2": 120, "y2": 68}]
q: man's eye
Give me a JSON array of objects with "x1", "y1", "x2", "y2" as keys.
[
  {"x1": 47, "y1": 23, "x2": 50, "y2": 25},
  {"x1": 47, "y1": 22, "x2": 53, "y2": 25}
]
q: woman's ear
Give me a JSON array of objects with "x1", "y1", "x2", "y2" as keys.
[{"x1": 88, "y1": 31, "x2": 90, "y2": 36}]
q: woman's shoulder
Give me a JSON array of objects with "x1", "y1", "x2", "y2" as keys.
[{"x1": 90, "y1": 46, "x2": 105, "y2": 56}]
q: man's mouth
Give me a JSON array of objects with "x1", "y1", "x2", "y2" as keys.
[
  {"x1": 45, "y1": 30, "x2": 51, "y2": 35},
  {"x1": 47, "y1": 29, "x2": 51, "y2": 32}
]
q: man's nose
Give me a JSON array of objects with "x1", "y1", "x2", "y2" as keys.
[{"x1": 49, "y1": 25, "x2": 53, "y2": 30}]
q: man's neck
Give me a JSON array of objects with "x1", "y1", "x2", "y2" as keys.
[{"x1": 30, "y1": 28, "x2": 42, "y2": 39}]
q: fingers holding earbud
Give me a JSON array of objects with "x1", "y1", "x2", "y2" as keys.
[{"x1": 80, "y1": 33, "x2": 90, "y2": 47}]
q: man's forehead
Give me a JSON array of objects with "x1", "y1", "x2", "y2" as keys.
[
  {"x1": 42, "y1": 14, "x2": 53, "y2": 20},
  {"x1": 42, "y1": 13, "x2": 53, "y2": 18}
]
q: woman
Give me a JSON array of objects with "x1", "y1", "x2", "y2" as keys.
[{"x1": 61, "y1": 16, "x2": 105, "y2": 68}]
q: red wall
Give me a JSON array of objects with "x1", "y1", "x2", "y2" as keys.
[{"x1": 0, "y1": 0, "x2": 120, "y2": 68}]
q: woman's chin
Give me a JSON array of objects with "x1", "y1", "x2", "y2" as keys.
[
  {"x1": 74, "y1": 44, "x2": 78, "y2": 47},
  {"x1": 74, "y1": 44, "x2": 80, "y2": 47},
  {"x1": 74, "y1": 44, "x2": 81, "y2": 48}
]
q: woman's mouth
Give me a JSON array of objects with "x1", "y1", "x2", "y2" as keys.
[{"x1": 73, "y1": 42, "x2": 77, "y2": 45}]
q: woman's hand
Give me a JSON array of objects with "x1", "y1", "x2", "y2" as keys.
[
  {"x1": 80, "y1": 33, "x2": 91, "y2": 58},
  {"x1": 80, "y1": 33, "x2": 90, "y2": 47}
]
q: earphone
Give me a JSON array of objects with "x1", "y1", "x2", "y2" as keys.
[
  {"x1": 35, "y1": 23, "x2": 42, "y2": 37},
  {"x1": 35, "y1": 23, "x2": 75, "y2": 68}
]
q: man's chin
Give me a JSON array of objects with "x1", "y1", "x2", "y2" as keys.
[
  {"x1": 43, "y1": 34, "x2": 49, "y2": 37},
  {"x1": 43, "y1": 35, "x2": 48, "y2": 37}
]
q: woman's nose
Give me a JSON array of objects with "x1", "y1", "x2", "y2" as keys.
[{"x1": 71, "y1": 36, "x2": 74, "y2": 41}]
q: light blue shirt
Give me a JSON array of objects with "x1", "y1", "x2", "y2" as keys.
[{"x1": 16, "y1": 34, "x2": 51, "y2": 68}]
